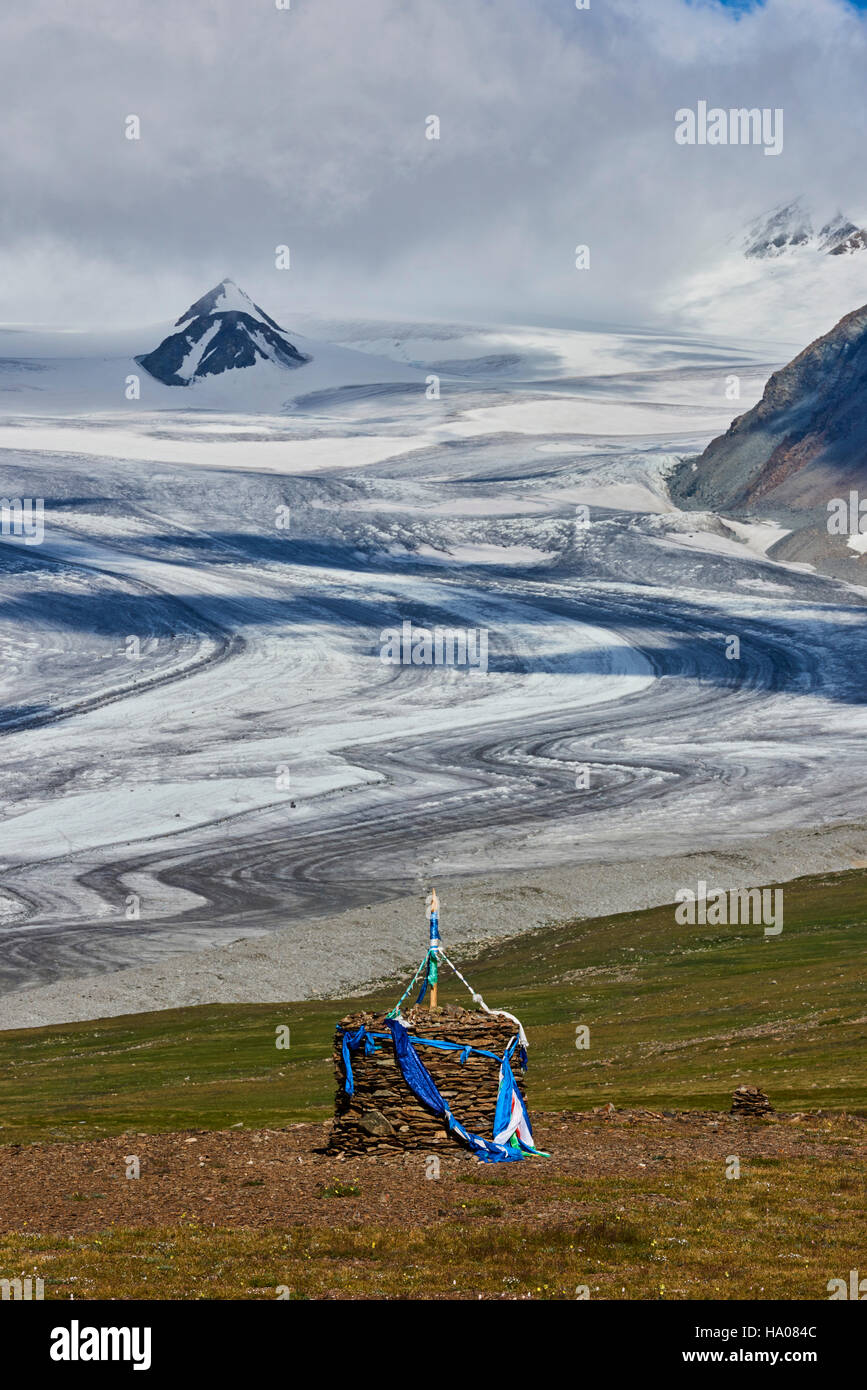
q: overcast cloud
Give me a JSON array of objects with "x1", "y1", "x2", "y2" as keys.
[{"x1": 1, "y1": 0, "x2": 866, "y2": 328}]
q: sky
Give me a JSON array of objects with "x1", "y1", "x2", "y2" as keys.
[
  {"x1": 724, "y1": 0, "x2": 867, "y2": 6},
  {"x1": 1, "y1": 0, "x2": 867, "y2": 330}
]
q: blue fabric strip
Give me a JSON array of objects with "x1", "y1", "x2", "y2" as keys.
[{"x1": 340, "y1": 1025, "x2": 378, "y2": 1095}]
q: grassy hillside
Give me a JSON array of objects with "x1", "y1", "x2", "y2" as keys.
[{"x1": 1, "y1": 866, "x2": 865, "y2": 1145}]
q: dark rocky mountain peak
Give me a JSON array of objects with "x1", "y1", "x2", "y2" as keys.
[
  {"x1": 137, "y1": 278, "x2": 309, "y2": 386},
  {"x1": 673, "y1": 301, "x2": 867, "y2": 516}
]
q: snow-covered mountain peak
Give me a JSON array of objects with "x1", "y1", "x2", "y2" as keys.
[
  {"x1": 675, "y1": 197, "x2": 867, "y2": 344},
  {"x1": 138, "y1": 279, "x2": 309, "y2": 386},
  {"x1": 744, "y1": 200, "x2": 867, "y2": 260},
  {"x1": 174, "y1": 278, "x2": 284, "y2": 331}
]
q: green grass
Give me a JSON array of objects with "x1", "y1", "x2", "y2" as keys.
[
  {"x1": 1, "y1": 1157, "x2": 862, "y2": 1299},
  {"x1": 0, "y1": 866, "x2": 865, "y2": 1146}
]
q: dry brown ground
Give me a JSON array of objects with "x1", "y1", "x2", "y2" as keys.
[{"x1": 1, "y1": 1109, "x2": 863, "y2": 1235}]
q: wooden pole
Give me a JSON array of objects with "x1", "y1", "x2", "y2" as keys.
[{"x1": 427, "y1": 888, "x2": 440, "y2": 1010}]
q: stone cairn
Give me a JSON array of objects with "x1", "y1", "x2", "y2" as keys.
[
  {"x1": 328, "y1": 1003, "x2": 526, "y2": 1157},
  {"x1": 730, "y1": 1084, "x2": 773, "y2": 1117}
]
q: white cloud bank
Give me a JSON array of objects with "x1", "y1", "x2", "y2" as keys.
[{"x1": 1, "y1": 0, "x2": 867, "y2": 335}]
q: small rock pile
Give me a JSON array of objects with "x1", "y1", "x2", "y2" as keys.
[
  {"x1": 731, "y1": 1085, "x2": 773, "y2": 1117},
  {"x1": 328, "y1": 1004, "x2": 526, "y2": 1156}
]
